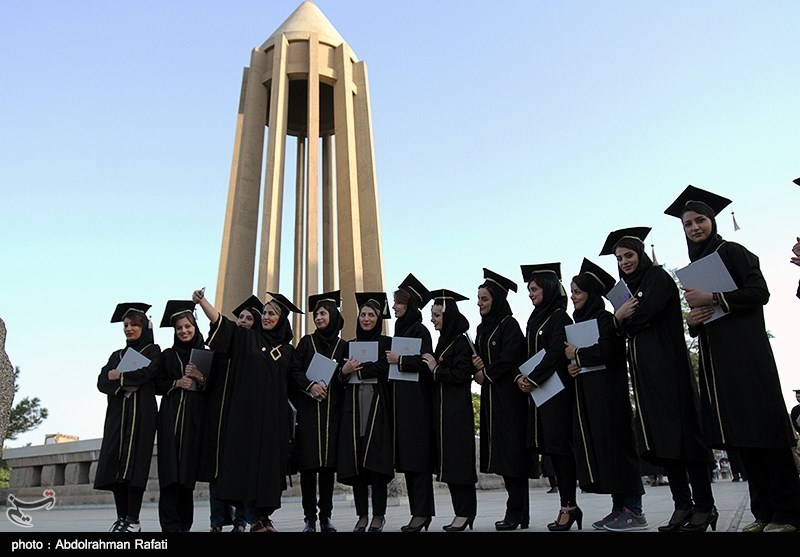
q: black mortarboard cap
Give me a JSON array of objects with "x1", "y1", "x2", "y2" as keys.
[
  {"x1": 482, "y1": 268, "x2": 518, "y2": 293},
  {"x1": 160, "y1": 300, "x2": 196, "y2": 328},
  {"x1": 397, "y1": 274, "x2": 431, "y2": 306},
  {"x1": 793, "y1": 177, "x2": 800, "y2": 186},
  {"x1": 231, "y1": 295, "x2": 263, "y2": 319},
  {"x1": 265, "y1": 292, "x2": 304, "y2": 314},
  {"x1": 308, "y1": 290, "x2": 341, "y2": 313},
  {"x1": 793, "y1": 388, "x2": 800, "y2": 394},
  {"x1": 110, "y1": 302, "x2": 151, "y2": 323},
  {"x1": 578, "y1": 258, "x2": 616, "y2": 296},
  {"x1": 663, "y1": 185, "x2": 732, "y2": 218},
  {"x1": 520, "y1": 263, "x2": 562, "y2": 284},
  {"x1": 599, "y1": 227, "x2": 651, "y2": 256},
  {"x1": 355, "y1": 291, "x2": 390, "y2": 319},
  {"x1": 429, "y1": 289, "x2": 469, "y2": 304}
]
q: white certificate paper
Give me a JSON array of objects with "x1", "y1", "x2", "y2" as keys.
[
  {"x1": 519, "y1": 349, "x2": 564, "y2": 407},
  {"x1": 306, "y1": 352, "x2": 338, "y2": 386},
  {"x1": 565, "y1": 320, "x2": 605, "y2": 373},
  {"x1": 388, "y1": 337, "x2": 422, "y2": 382},
  {"x1": 675, "y1": 251, "x2": 737, "y2": 324},
  {"x1": 607, "y1": 279, "x2": 633, "y2": 312},
  {"x1": 348, "y1": 341, "x2": 379, "y2": 384},
  {"x1": 117, "y1": 347, "x2": 151, "y2": 398}
]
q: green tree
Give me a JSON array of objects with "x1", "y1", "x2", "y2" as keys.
[
  {"x1": 6, "y1": 367, "x2": 48, "y2": 441},
  {"x1": 471, "y1": 391, "x2": 480, "y2": 436}
]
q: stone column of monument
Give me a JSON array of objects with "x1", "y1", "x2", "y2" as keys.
[
  {"x1": 216, "y1": 1, "x2": 384, "y2": 340},
  {"x1": 0, "y1": 318, "x2": 15, "y2": 450}
]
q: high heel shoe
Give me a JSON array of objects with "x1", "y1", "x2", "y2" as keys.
[
  {"x1": 442, "y1": 516, "x2": 475, "y2": 532},
  {"x1": 353, "y1": 515, "x2": 369, "y2": 533},
  {"x1": 495, "y1": 517, "x2": 529, "y2": 531},
  {"x1": 401, "y1": 516, "x2": 432, "y2": 532},
  {"x1": 680, "y1": 507, "x2": 718, "y2": 532},
  {"x1": 658, "y1": 507, "x2": 693, "y2": 532},
  {"x1": 546, "y1": 506, "x2": 583, "y2": 531},
  {"x1": 367, "y1": 516, "x2": 386, "y2": 532}
]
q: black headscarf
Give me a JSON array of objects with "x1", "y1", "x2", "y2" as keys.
[
  {"x1": 682, "y1": 201, "x2": 725, "y2": 262},
  {"x1": 571, "y1": 273, "x2": 607, "y2": 323},
  {"x1": 355, "y1": 300, "x2": 384, "y2": 342},
  {"x1": 433, "y1": 299, "x2": 470, "y2": 355},
  {"x1": 526, "y1": 275, "x2": 568, "y2": 332},
  {"x1": 476, "y1": 280, "x2": 513, "y2": 337},
  {"x1": 171, "y1": 312, "x2": 206, "y2": 362},
  {"x1": 615, "y1": 238, "x2": 654, "y2": 294},
  {"x1": 261, "y1": 301, "x2": 294, "y2": 346},
  {"x1": 393, "y1": 288, "x2": 422, "y2": 337},
  {"x1": 125, "y1": 311, "x2": 155, "y2": 352},
  {"x1": 312, "y1": 301, "x2": 344, "y2": 352}
]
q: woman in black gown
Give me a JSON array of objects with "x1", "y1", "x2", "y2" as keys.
[
  {"x1": 193, "y1": 288, "x2": 302, "y2": 532},
  {"x1": 665, "y1": 186, "x2": 800, "y2": 532},
  {"x1": 563, "y1": 258, "x2": 645, "y2": 531},
  {"x1": 154, "y1": 300, "x2": 209, "y2": 532},
  {"x1": 289, "y1": 290, "x2": 347, "y2": 533},
  {"x1": 421, "y1": 290, "x2": 477, "y2": 532},
  {"x1": 515, "y1": 264, "x2": 579, "y2": 531},
  {"x1": 95, "y1": 303, "x2": 161, "y2": 533},
  {"x1": 203, "y1": 295, "x2": 260, "y2": 532},
  {"x1": 386, "y1": 274, "x2": 436, "y2": 532},
  {"x1": 337, "y1": 292, "x2": 394, "y2": 533},
  {"x1": 601, "y1": 226, "x2": 715, "y2": 532},
  {"x1": 472, "y1": 268, "x2": 532, "y2": 531}
]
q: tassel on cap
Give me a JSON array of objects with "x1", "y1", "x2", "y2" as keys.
[
  {"x1": 732, "y1": 211, "x2": 740, "y2": 231},
  {"x1": 651, "y1": 244, "x2": 659, "y2": 266}
]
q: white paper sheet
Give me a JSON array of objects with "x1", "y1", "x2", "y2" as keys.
[
  {"x1": 348, "y1": 341, "x2": 379, "y2": 384},
  {"x1": 675, "y1": 251, "x2": 737, "y2": 324},
  {"x1": 306, "y1": 352, "x2": 338, "y2": 386},
  {"x1": 388, "y1": 337, "x2": 423, "y2": 382},
  {"x1": 565, "y1": 319, "x2": 605, "y2": 373},
  {"x1": 607, "y1": 279, "x2": 633, "y2": 312}
]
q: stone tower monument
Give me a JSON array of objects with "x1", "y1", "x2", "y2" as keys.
[{"x1": 216, "y1": 1, "x2": 385, "y2": 339}]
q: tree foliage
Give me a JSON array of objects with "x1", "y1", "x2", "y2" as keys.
[{"x1": 5, "y1": 367, "x2": 48, "y2": 441}]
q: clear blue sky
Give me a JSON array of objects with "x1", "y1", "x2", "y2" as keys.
[{"x1": 2, "y1": 1, "x2": 799, "y2": 447}]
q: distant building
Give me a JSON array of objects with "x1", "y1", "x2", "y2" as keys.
[{"x1": 44, "y1": 433, "x2": 79, "y2": 445}]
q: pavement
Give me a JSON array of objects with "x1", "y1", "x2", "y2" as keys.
[{"x1": 0, "y1": 477, "x2": 757, "y2": 539}]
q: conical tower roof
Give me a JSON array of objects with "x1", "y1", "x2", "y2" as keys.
[{"x1": 260, "y1": 1, "x2": 345, "y2": 50}]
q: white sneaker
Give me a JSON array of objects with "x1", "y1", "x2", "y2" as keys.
[
  {"x1": 119, "y1": 520, "x2": 141, "y2": 532},
  {"x1": 109, "y1": 519, "x2": 125, "y2": 532}
]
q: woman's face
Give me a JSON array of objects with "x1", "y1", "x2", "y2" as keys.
[
  {"x1": 174, "y1": 316, "x2": 196, "y2": 342},
  {"x1": 430, "y1": 305, "x2": 444, "y2": 331},
  {"x1": 615, "y1": 246, "x2": 640, "y2": 276},
  {"x1": 359, "y1": 306, "x2": 378, "y2": 332},
  {"x1": 570, "y1": 282, "x2": 588, "y2": 312},
  {"x1": 477, "y1": 287, "x2": 493, "y2": 316},
  {"x1": 262, "y1": 303, "x2": 282, "y2": 331},
  {"x1": 123, "y1": 317, "x2": 142, "y2": 341},
  {"x1": 236, "y1": 310, "x2": 255, "y2": 329},
  {"x1": 392, "y1": 298, "x2": 407, "y2": 319},
  {"x1": 314, "y1": 306, "x2": 331, "y2": 330},
  {"x1": 527, "y1": 280, "x2": 544, "y2": 306},
  {"x1": 682, "y1": 210, "x2": 714, "y2": 244}
]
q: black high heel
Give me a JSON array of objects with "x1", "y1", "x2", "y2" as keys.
[
  {"x1": 495, "y1": 517, "x2": 529, "y2": 531},
  {"x1": 368, "y1": 516, "x2": 385, "y2": 532},
  {"x1": 658, "y1": 507, "x2": 693, "y2": 532},
  {"x1": 353, "y1": 515, "x2": 369, "y2": 533},
  {"x1": 443, "y1": 516, "x2": 475, "y2": 532},
  {"x1": 680, "y1": 507, "x2": 718, "y2": 532},
  {"x1": 401, "y1": 516, "x2": 432, "y2": 532},
  {"x1": 547, "y1": 506, "x2": 583, "y2": 531}
]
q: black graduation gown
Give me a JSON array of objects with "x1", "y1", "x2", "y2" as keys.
[
  {"x1": 525, "y1": 308, "x2": 574, "y2": 456},
  {"x1": 207, "y1": 316, "x2": 291, "y2": 510},
  {"x1": 289, "y1": 333, "x2": 347, "y2": 471},
  {"x1": 197, "y1": 354, "x2": 234, "y2": 482},
  {"x1": 391, "y1": 321, "x2": 435, "y2": 474},
  {"x1": 690, "y1": 242, "x2": 797, "y2": 449},
  {"x1": 337, "y1": 335, "x2": 394, "y2": 484},
  {"x1": 476, "y1": 315, "x2": 532, "y2": 478},
  {"x1": 154, "y1": 348, "x2": 208, "y2": 489},
  {"x1": 791, "y1": 405, "x2": 800, "y2": 436},
  {"x1": 95, "y1": 343, "x2": 161, "y2": 491},
  {"x1": 572, "y1": 310, "x2": 643, "y2": 495},
  {"x1": 618, "y1": 265, "x2": 708, "y2": 463},
  {"x1": 432, "y1": 334, "x2": 477, "y2": 486}
]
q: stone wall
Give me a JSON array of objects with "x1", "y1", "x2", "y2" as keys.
[{"x1": 0, "y1": 437, "x2": 543, "y2": 507}]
